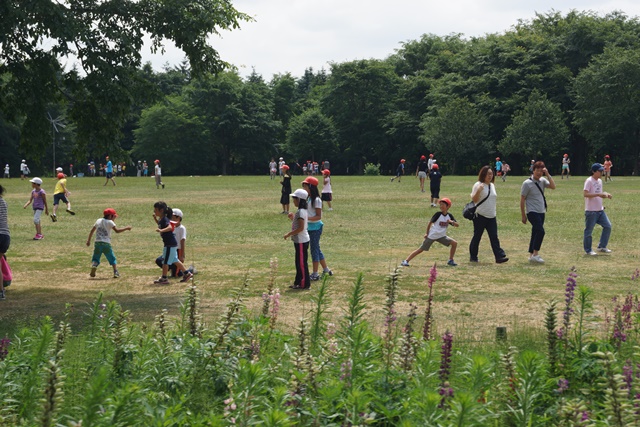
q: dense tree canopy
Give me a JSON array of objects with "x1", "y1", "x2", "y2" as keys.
[{"x1": 3, "y1": 9, "x2": 640, "y2": 175}]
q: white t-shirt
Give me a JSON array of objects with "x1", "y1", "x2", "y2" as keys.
[
  {"x1": 94, "y1": 218, "x2": 116, "y2": 243},
  {"x1": 427, "y1": 212, "x2": 456, "y2": 240},
  {"x1": 155, "y1": 164, "x2": 162, "y2": 175},
  {"x1": 428, "y1": 159, "x2": 436, "y2": 170},
  {"x1": 584, "y1": 176, "x2": 604, "y2": 211},
  {"x1": 291, "y1": 209, "x2": 310, "y2": 244},
  {"x1": 322, "y1": 176, "x2": 332, "y2": 193},
  {"x1": 174, "y1": 224, "x2": 186, "y2": 243},
  {"x1": 470, "y1": 182, "x2": 497, "y2": 218}
]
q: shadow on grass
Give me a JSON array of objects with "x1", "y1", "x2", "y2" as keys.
[{"x1": 0, "y1": 286, "x2": 183, "y2": 336}]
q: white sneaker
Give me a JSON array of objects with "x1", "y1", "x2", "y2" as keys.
[
  {"x1": 587, "y1": 251, "x2": 597, "y2": 256},
  {"x1": 529, "y1": 255, "x2": 545, "y2": 264},
  {"x1": 597, "y1": 247, "x2": 612, "y2": 253},
  {"x1": 400, "y1": 260, "x2": 410, "y2": 267}
]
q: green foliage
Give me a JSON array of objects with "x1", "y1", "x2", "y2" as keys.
[
  {"x1": 499, "y1": 90, "x2": 570, "y2": 160},
  {"x1": 284, "y1": 108, "x2": 338, "y2": 161},
  {"x1": 363, "y1": 163, "x2": 381, "y2": 176}
]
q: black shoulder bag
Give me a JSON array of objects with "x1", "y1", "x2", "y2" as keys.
[{"x1": 462, "y1": 185, "x2": 491, "y2": 220}]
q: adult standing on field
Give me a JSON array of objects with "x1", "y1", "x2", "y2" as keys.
[
  {"x1": 520, "y1": 161, "x2": 555, "y2": 264},
  {"x1": 416, "y1": 155, "x2": 428, "y2": 193},
  {"x1": 20, "y1": 160, "x2": 29, "y2": 180},
  {"x1": 154, "y1": 159, "x2": 164, "y2": 189},
  {"x1": 469, "y1": 166, "x2": 509, "y2": 264},
  {"x1": 583, "y1": 163, "x2": 612, "y2": 256},
  {"x1": 103, "y1": 156, "x2": 116, "y2": 186}
]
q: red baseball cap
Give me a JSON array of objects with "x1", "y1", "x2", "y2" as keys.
[
  {"x1": 57, "y1": 173, "x2": 65, "y2": 179},
  {"x1": 302, "y1": 176, "x2": 319, "y2": 186},
  {"x1": 103, "y1": 208, "x2": 118, "y2": 218},
  {"x1": 431, "y1": 164, "x2": 439, "y2": 170},
  {"x1": 439, "y1": 198, "x2": 452, "y2": 207},
  {"x1": 322, "y1": 169, "x2": 330, "y2": 175}
]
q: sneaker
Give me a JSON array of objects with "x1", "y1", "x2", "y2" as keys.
[
  {"x1": 529, "y1": 255, "x2": 545, "y2": 264},
  {"x1": 66, "y1": 209, "x2": 75, "y2": 215},
  {"x1": 327, "y1": 208, "x2": 333, "y2": 211},
  {"x1": 587, "y1": 251, "x2": 598, "y2": 256},
  {"x1": 90, "y1": 267, "x2": 97, "y2": 277},
  {"x1": 162, "y1": 184, "x2": 165, "y2": 189},
  {"x1": 496, "y1": 257, "x2": 509, "y2": 264},
  {"x1": 180, "y1": 271, "x2": 193, "y2": 282},
  {"x1": 322, "y1": 269, "x2": 333, "y2": 277},
  {"x1": 310, "y1": 272, "x2": 320, "y2": 281},
  {"x1": 189, "y1": 264, "x2": 198, "y2": 275},
  {"x1": 50, "y1": 214, "x2": 57, "y2": 222},
  {"x1": 597, "y1": 247, "x2": 612, "y2": 253},
  {"x1": 33, "y1": 234, "x2": 43, "y2": 240},
  {"x1": 400, "y1": 260, "x2": 410, "y2": 267},
  {"x1": 470, "y1": 258, "x2": 479, "y2": 263},
  {"x1": 447, "y1": 259, "x2": 458, "y2": 266},
  {"x1": 113, "y1": 270, "x2": 120, "y2": 278},
  {"x1": 154, "y1": 277, "x2": 170, "y2": 284}
]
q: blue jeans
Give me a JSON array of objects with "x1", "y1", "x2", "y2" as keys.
[
  {"x1": 308, "y1": 226, "x2": 325, "y2": 262},
  {"x1": 527, "y1": 212, "x2": 545, "y2": 253},
  {"x1": 584, "y1": 210, "x2": 611, "y2": 253}
]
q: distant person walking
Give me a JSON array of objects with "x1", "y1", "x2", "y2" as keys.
[
  {"x1": 269, "y1": 158, "x2": 277, "y2": 180},
  {"x1": 501, "y1": 162, "x2": 510, "y2": 182},
  {"x1": 603, "y1": 155, "x2": 613, "y2": 182},
  {"x1": 23, "y1": 177, "x2": 49, "y2": 240},
  {"x1": 416, "y1": 155, "x2": 428, "y2": 193},
  {"x1": 390, "y1": 159, "x2": 405, "y2": 182},
  {"x1": 103, "y1": 156, "x2": 116, "y2": 186},
  {"x1": 3, "y1": 164, "x2": 9, "y2": 179},
  {"x1": 154, "y1": 159, "x2": 164, "y2": 189},
  {"x1": 520, "y1": 161, "x2": 555, "y2": 264},
  {"x1": 495, "y1": 157, "x2": 503, "y2": 178},
  {"x1": 469, "y1": 166, "x2": 509, "y2": 264},
  {"x1": 20, "y1": 160, "x2": 29, "y2": 180},
  {"x1": 278, "y1": 157, "x2": 285, "y2": 177},
  {"x1": 143, "y1": 160, "x2": 149, "y2": 177},
  {"x1": 583, "y1": 163, "x2": 612, "y2": 256},
  {"x1": 136, "y1": 160, "x2": 143, "y2": 177},
  {"x1": 561, "y1": 154, "x2": 570, "y2": 179},
  {"x1": 429, "y1": 164, "x2": 442, "y2": 207}
]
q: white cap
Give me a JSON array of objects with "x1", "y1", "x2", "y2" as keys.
[
  {"x1": 279, "y1": 157, "x2": 283, "y2": 160},
  {"x1": 22, "y1": 159, "x2": 26, "y2": 162},
  {"x1": 30, "y1": 177, "x2": 43, "y2": 185},
  {"x1": 56, "y1": 167, "x2": 63, "y2": 172},
  {"x1": 291, "y1": 188, "x2": 308, "y2": 199},
  {"x1": 172, "y1": 208, "x2": 183, "y2": 218}
]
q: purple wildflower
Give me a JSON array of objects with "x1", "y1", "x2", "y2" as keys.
[
  {"x1": 560, "y1": 267, "x2": 578, "y2": 340},
  {"x1": 632, "y1": 269, "x2": 640, "y2": 281},
  {"x1": 556, "y1": 378, "x2": 569, "y2": 394},
  {"x1": 340, "y1": 359, "x2": 353, "y2": 388},
  {"x1": 438, "y1": 331, "x2": 454, "y2": 408},
  {"x1": 0, "y1": 337, "x2": 10, "y2": 360},
  {"x1": 423, "y1": 263, "x2": 437, "y2": 340},
  {"x1": 623, "y1": 361, "x2": 633, "y2": 395},
  {"x1": 581, "y1": 411, "x2": 589, "y2": 422}
]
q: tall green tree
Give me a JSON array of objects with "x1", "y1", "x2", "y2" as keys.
[
  {"x1": 572, "y1": 46, "x2": 640, "y2": 175},
  {"x1": 499, "y1": 90, "x2": 569, "y2": 165},
  {"x1": 419, "y1": 97, "x2": 491, "y2": 174},
  {"x1": 0, "y1": 0, "x2": 249, "y2": 158},
  {"x1": 284, "y1": 108, "x2": 338, "y2": 161}
]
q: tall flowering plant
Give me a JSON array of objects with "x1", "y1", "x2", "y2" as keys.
[
  {"x1": 558, "y1": 267, "x2": 578, "y2": 343},
  {"x1": 439, "y1": 330, "x2": 454, "y2": 408},
  {"x1": 423, "y1": 264, "x2": 437, "y2": 341}
]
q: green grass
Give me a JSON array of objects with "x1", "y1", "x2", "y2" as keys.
[{"x1": 1, "y1": 173, "x2": 639, "y2": 340}]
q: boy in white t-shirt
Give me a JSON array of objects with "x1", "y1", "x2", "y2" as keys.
[
  {"x1": 86, "y1": 208, "x2": 132, "y2": 278},
  {"x1": 401, "y1": 198, "x2": 459, "y2": 267}
]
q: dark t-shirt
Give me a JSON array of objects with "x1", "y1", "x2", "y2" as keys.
[
  {"x1": 159, "y1": 216, "x2": 178, "y2": 247},
  {"x1": 429, "y1": 171, "x2": 442, "y2": 185},
  {"x1": 418, "y1": 161, "x2": 428, "y2": 172}
]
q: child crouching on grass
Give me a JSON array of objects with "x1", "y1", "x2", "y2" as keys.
[
  {"x1": 284, "y1": 189, "x2": 310, "y2": 290},
  {"x1": 401, "y1": 198, "x2": 459, "y2": 267},
  {"x1": 153, "y1": 201, "x2": 192, "y2": 284},
  {"x1": 86, "y1": 208, "x2": 132, "y2": 278}
]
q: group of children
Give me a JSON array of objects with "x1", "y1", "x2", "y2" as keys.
[
  {"x1": 281, "y1": 167, "x2": 333, "y2": 214},
  {"x1": 23, "y1": 171, "x2": 75, "y2": 240}
]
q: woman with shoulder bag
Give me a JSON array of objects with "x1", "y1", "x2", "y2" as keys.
[{"x1": 469, "y1": 166, "x2": 509, "y2": 264}]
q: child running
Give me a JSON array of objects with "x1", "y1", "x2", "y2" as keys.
[
  {"x1": 284, "y1": 189, "x2": 310, "y2": 290},
  {"x1": 153, "y1": 201, "x2": 192, "y2": 284},
  {"x1": 86, "y1": 208, "x2": 132, "y2": 278},
  {"x1": 400, "y1": 198, "x2": 459, "y2": 267},
  {"x1": 390, "y1": 159, "x2": 405, "y2": 182},
  {"x1": 23, "y1": 177, "x2": 49, "y2": 240},
  {"x1": 51, "y1": 172, "x2": 75, "y2": 222}
]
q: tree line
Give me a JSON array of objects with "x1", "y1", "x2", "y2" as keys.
[{"x1": 2, "y1": 7, "x2": 640, "y2": 176}]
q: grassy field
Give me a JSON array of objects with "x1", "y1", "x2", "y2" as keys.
[{"x1": 1, "y1": 173, "x2": 638, "y2": 342}]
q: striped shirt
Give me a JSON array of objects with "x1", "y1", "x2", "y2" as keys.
[{"x1": 0, "y1": 198, "x2": 9, "y2": 236}]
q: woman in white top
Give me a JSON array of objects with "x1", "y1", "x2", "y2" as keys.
[{"x1": 469, "y1": 166, "x2": 508, "y2": 263}]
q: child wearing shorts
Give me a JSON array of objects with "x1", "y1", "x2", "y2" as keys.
[
  {"x1": 86, "y1": 208, "x2": 132, "y2": 278},
  {"x1": 401, "y1": 198, "x2": 459, "y2": 267},
  {"x1": 23, "y1": 177, "x2": 49, "y2": 240},
  {"x1": 153, "y1": 201, "x2": 191, "y2": 284},
  {"x1": 51, "y1": 172, "x2": 75, "y2": 222},
  {"x1": 321, "y1": 169, "x2": 333, "y2": 211}
]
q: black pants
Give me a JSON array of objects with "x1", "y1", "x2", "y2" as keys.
[
  {"x1": 527, "y1": 212, "x2": 545, "y2": 253},
  {"x1": 469, "y1": 215, "x2": 506, "y2": 261},
  {"x1": 293, "y1": 242, "x2": 310, "y2": 288}
]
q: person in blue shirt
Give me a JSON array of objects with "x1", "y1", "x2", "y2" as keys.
[
  {"x1": 103, "y1": 156, "x2": 116, "y2": 186},
  {"x1": 390, "y1": 159, "x2": 406, "y2": 182}
]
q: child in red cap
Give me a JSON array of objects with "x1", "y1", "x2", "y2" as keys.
[
  {"x1": 86, "y1": 208, "x2": 132, "y2": 278},
  {"x1": 51, "y1": 172, "x2": 74, "y2": 222},
  {"x1": 401, "y1": 198, "x2": 459, "y2": 267}
]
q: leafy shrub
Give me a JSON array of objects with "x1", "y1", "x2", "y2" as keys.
[{"x1": 363, "y1": 162, "x2": 381, "y2": 176}]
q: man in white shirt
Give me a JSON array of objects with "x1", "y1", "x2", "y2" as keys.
[{"x1": 583, "y1": 163, "x2": 612, "y2": 256}]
